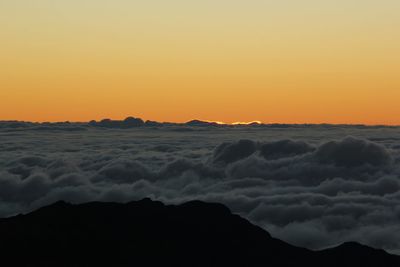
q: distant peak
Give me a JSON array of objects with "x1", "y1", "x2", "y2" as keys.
[{"x1": 185, "y1": 120, "x2": 220, "y2": 126}]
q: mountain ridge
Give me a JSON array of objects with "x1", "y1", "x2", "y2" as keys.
[
  {"x1": 1, "y1": 117, "x2": 399, "y2": 128},
  {"x1": 0, "y1": 199, "x2": 399, "y2": 266}
]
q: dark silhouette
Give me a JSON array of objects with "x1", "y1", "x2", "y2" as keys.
[
  {"x1": 0, "y1": 199, "x2": 399, "y2": 266},
  {"x1": 89, "y1": 117, "x2": 144, "y2": 128},
  {"x1": 185, "y1": 119, "x2": 220, "y2": 127}
]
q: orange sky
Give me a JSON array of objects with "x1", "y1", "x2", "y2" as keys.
[{"x1": 1, "y1": 1, "x2": 400, "y2": 124}]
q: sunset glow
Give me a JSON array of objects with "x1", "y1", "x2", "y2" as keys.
[
  {"x1": 231, "y1": 121, "x2": 262, "y2": 125},
  {"x1": 1, "y1": 1, "x2": 400, "y2": 124}
]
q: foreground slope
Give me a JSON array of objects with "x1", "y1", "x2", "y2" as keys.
[{"x1": 0, "y1": 199, "x2": 399, "y2": 267}]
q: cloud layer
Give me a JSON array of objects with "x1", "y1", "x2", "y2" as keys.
[{"x1": 1, "y1": 123, "x2": 400, "y2": 253}]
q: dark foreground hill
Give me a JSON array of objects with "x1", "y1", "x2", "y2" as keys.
[{"x1": 0, "y1": 199, "x2": 399, "y2": 267}]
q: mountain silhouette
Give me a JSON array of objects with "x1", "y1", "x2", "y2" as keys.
[
  {"x1": 0, "y1": 199, "x2": 398, "y2": 266},
  {"x1": 185, "y1": 119, "x2": 220, "y2": 126}
]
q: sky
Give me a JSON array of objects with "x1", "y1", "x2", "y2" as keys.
[{"x1": 1, "y1": 0, "x2": 400, "y2": 124}]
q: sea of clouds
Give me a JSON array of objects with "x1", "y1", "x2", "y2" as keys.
[{"x1": 1, "y1": 122, "x2": 400, "y2": 253}]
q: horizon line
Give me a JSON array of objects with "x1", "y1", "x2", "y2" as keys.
[{"x1": 1, "y1": 117, "x2": 399, "y2": 127}]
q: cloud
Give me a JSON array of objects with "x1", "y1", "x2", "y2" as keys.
[
  {"x1": 315, "y1": 137, "x2": 392, "y2": 167},
  {"x1": 0, "y1": 123, "x2": 400, "y2": 254},
  {"x1": 0, "y1": 172, "x2": 52, "y2": 203},
  {"x1": 260, "y1": 139, "x2": 315, "y2": 160},
  {"x1": 93, "y1": 159, "x2": 153, "y2": 184},
  {"x1": 212, "y1": 140, "x2": 257, "y2": 164}
]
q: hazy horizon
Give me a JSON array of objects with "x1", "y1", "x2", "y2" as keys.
[{"x1": 2, "y1": 116, "x2": 400, "y2": 127}]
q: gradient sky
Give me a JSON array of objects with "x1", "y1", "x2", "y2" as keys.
[{"x1": 1, "y1": 0, "x2": 400, "y2": 124}]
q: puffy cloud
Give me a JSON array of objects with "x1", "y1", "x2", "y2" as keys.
[
  {"x1": 94, "y1": 159, "x2": 153, "y2": 183},
  {"x1": 260, "y1": 139, "x2": 315, "y2": 160},
  {"x1": 0, "y1": 123, "x2": 400, "y2": 254},
  {"x1": 158, "y1": 159, "x2": 221, "y2": 180},
  {"x1": 0, "y1": 172, "x2": 52, "y2": 203},
  {"x1": 316, "y1": 176, "x2": 400, "y2": 196},
  {"x1": 315, "y1": 137, "x2": 392, "y2": 167},
  {"x1": 212, "y1": 140, "x2": 257, "y2": 164}
]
